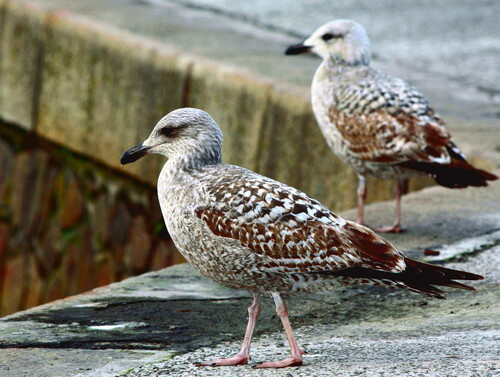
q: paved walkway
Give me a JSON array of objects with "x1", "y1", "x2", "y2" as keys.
[{"x1": 162, "y1": 0, "x2": 500, "y2": 105}]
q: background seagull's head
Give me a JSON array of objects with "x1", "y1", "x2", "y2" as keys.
[
  {"x1": 285, "y1": 19, "x2": 371, "y2": 66},
  {"x1": 121, "y1": 108, "x2": 223, "y2": 167}
]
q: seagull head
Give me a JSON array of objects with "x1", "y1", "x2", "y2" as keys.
[
  {"x1": 285, "y1": 19, "x2": 371, "y2": 66},
  {"x1": 120, "y1": 108, "x2": 223, "y2": 166}
]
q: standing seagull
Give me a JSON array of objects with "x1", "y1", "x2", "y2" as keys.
[
  {"x1": 121, "y1": 108, "x2": 483, "y2": 368},
  {"x1": 285, "y1": 19, "x2": 497, "y2": 232}
]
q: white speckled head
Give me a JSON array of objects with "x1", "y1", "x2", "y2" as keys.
[
  {"x1": 303, "y1": 19, "x2": 371, "y2": 65},
  {"x1": 121, "y1": 108, "x2": 223, "y2": 167},
  {"x1": 147, "y1": 107, "x2": 223, "y2": 165}
]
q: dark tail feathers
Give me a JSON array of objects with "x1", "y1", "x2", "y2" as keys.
[
  {"x1": 329, "y1": 258, "x2": 484, "y2": 299},
  {"x1": 398, "y1": 159, "x2": 497, "y2": 189}
]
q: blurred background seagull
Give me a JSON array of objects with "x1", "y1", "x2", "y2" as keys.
[
  {"x1": 121, "y1": 108, "x2": 483, "y2": 368},
  {"x1": 285, "y1": 19, "x2": 497, "y2": 233}
]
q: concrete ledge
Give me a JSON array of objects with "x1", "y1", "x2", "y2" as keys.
[
  {"x1": 37, "y1": 11, "x2": 189, "y2": 183},
  {"x1": 0, "y1": 0, "x2": 45, "y2": 128},
  {"x1": 0, "y1": 244, "x2": 497, "y2": 377},
  {"x1": 0, "y1": 0, "x2": 441, "y2": 211}
]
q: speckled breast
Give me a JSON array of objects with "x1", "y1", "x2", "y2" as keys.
[
  {"x1": 312, "y1": 83, "x2": 368, "y2": 175},
  {"x1": 158, "y1": 189, "x2": 293, "y2": 294},
  {"x1": 311, "y1": 69, "x2": 419, "y2": 180}
]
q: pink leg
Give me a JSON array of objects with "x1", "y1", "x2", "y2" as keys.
[
  {"x1": 196, "y1": 295, "x2": 261, "y2": 367},
  {"x1": 254, "y1": 293, "x2": 304, "y2": 368},
  {"x1": 375, "y1": 180, "x2": 407, "y2": 233},
  {"x1": 356, "y1": 176, "x2": 367, "y2": 225}
]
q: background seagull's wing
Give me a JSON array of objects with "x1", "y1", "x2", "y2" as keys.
[
  {"x1": 329, "y1": 73, "x2": 456, "y2": 165},
  {"x1": 327, "y1": 72, "x2": 497, "y2": 187}
]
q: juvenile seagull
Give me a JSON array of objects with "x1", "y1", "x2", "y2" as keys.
[
  {"x1": 285, "y1": 19, "x2": 497, "y2": 232},
  {"x1": 121, "y1": 108, "x2": 483, "y2": 368}
]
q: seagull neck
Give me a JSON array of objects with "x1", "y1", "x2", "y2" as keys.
[
  {"x1": 326, "y1": 55, "x2": 368, "y2": 70},
  {"x1": 164, "y1": 149, "x2": 221, "y2": 176}
]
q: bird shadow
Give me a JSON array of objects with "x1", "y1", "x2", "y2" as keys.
[{"x1": 1, "y1": 285, "x2": 448, "y2": 352}]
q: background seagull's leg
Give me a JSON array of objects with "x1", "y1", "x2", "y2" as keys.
[{"x1": 356, "y1": 175, "x2": 367, "y2": 225}]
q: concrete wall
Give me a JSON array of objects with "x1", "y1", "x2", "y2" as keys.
[
  {"x1": 0, "y1": 0, "x2": 434, "y2": 314},
  {"x1": 0, "y1": 0, "x2": 432, "y2": 212}
]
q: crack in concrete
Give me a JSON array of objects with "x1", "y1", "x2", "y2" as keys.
[
  {"x1": 139, "y1": 0, "x2": 305, "y2": 39},
  {"x1": 422, "y1": 229, "x2": 500, "y2": 263}
]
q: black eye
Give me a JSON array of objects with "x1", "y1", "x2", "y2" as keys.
[
  {"x1": 321, "y1": 33, "x2": 341, "y2": 41},
  {"x1": 160, "y1": 126, "x2": 182, "y2": 138}
]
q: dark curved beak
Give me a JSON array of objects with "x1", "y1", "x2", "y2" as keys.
[
  {"x1": 285, "y1": 42, "x2": 312, "y2": 55},
  {"x1": 120, "y1": 143, "x2": 151, "y2": 165}
]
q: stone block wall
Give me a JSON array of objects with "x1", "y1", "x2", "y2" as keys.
[{"x1": 0, "y1": 124, "x2": 183, "y2": 316}]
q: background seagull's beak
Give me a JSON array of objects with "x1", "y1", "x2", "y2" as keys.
[
  {"x1": 120, "y1": 143, "x2": 151, "y2": 165},
  {"x1": 285, "y1": 42, "x2": 312, "y2": 55}
]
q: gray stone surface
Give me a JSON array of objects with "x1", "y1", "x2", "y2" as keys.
[
  {"x1": 16, "y1": 0, "x2": 500, "y2": 121},
  {"x1": 125, "y1": 247, "x2": 499, "y2": 377},
  {"x1": 0, "y1": 246, "x2": 497, "y2": 377},
  {"x1": 0, "y1": 179, "x2": 499, "y2": 376},
  {"x1": 161, "y1": 0, "x2": 500, "y2": 111}
]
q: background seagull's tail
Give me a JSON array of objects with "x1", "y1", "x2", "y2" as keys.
[{"x1": 398, "y1": 159, "x2": 497, "y2": 189}]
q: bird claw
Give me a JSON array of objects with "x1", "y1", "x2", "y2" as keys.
[
  {"x1": 253, "y1": 357, "x2": 303, "y2": 369},
  {"x1": 374, "y1": 225, "x2": 405, "y2": 233},
  {"x1": 194, "y1": 354, "x2": 248, "y2": 367}
]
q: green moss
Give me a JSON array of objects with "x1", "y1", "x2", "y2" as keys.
[{"x1": 153, "y1": 222, "x2": 166, "y2": 235}]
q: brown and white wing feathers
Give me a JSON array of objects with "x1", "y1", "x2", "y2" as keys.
[
  {"x1": 195, "y1": 168, "x2": 405, "y2": 275},
  {"x1": 329, "y1": 73, "x2": 454, "y2": 165}
]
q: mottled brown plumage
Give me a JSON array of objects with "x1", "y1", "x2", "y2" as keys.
[
  {"x1": 195, "y1": 179, "x2": 402, "y2": 276},
  {"x1": 286, "y1": 19, "x2": 497, "y2": 232},
  {"x1": 121, "y1": 108, "x2": 484, "y2": 368}
]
